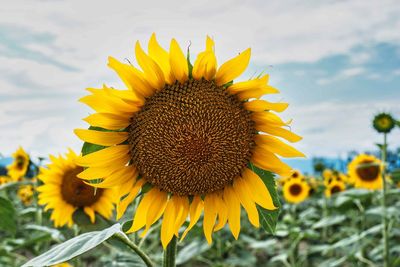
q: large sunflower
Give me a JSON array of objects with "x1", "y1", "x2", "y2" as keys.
[
  {"x1": 7, "y1": 146, "x2": 30, "y2": 181},
  {"x1": 37, "y1": 150, "x2": 115, "y2": 227},
  {"x1": 75, "y1": 34, "x2": 304, "y2": 248},
  {"x1": 282, "y1": 178, "x2": 310, "y2": 204},
  {"x1": 348, "y1": 154, "x2": 382, "y2": 190}
]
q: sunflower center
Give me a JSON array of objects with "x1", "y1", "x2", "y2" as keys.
[
  {"x1": 128, "y1": 79, "x2": 256, "y2": 195},
  {"x1": 289, "y1": 183, "x2": 302, "y2": 196},
  {"x1": 356, "y1": 160, "x2": 380, "y2": 182},
  {"x1": 61, "y1": 167, "x2": 103, "y2": 207},
  {"x1": 16, "y1": 156, "x2": 26, "y2": 170},
  {"x1": 330, "y1": 185, "x2": 342, "y2": 195}
]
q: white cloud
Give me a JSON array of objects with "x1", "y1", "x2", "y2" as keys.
[
  {"x1": 316, "y1": 67, "x2": 365, "y2": 85},
  {"x1": 285, "y1": 100, "x2": 400, "y2": 157}
]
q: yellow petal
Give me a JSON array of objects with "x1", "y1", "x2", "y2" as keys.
[
  {"x1": 142, "y1": 189, "x2": 168, "y2": 237},
  {"x1": 192, "y1": 51, "x2": 217, "y2": 81},
  {"x1": 169, "y1": 39, "x2": 188, "y2": 83},
  {"x1": 161, "y1": 197, "x2": 177, "y2": 249},
  {"x1": 256, "y1": 125, "x2": 302, "y2": 143},
  {"x1": 232, "y1": 178, "x2": 259, "y2": 227},
  {"x1": 135, "y1": 41, "x2": 165, "y2": 90},
  {"x1": 108, "y1": 57, "x2": 155, "y2": 97},
  {"x1": 251, "y1": 148, "x2": 292, "y2": 176},
  {"x1": 216, "y1": 48, "x2": 251, "y2": 86},
  {"x1": 74, "y1": 129, "x2": 128, "y2": 146},
  {"x1": 75, "y1": 145, "x2": 129, "y2": 167},
  {"x1": 254, "y1": 134, "x2": 305, "y2": 158},
  {"x1": 227, "y1": 75, "x2": 268, "y2": 94},
  {"x1": 242, "y1": 168, "x2": 276, "y2": 210},
  {"x1": 148, "y1": 33, "x2": 174, "y2": 84},
  {"x1": 180, "y1": 195, "x2": 204, "y2": 241},
  {"x1": 173, "y1": 196, "x2": 189, "y2": 236},
  {"x1": 83, "y1": 113, "x2": 130, "y2": 130},
  {"x1": 192, "y1": 36, "x2": 217, "y2": 80},
  {"x1": 84, "y1": 207, "x2": 96, "y2": 223},
  {"x1": 237, "y1": 85, "x2": 279, "y2": 100},
  {"x1": 116, "y1": 179, "x2": 145, "y2": 219},
  {"x1": 77, "y1": 165, "x2": 120, "y2": 180},
  {"x1": 203, "y1": 193, "x2": 218, "y2": 244},
  {"x1": 127, "y1": 187, "x2": 159, "y2": 233},
  {"x1": 79, "y1": 88, "x2": 142, "y2": 114},
  {"x1": 89, "y1": 166, "x2": 137, "y2": 188},
  {"x1": 244, "y1": 100, "x2": 288, "y2": 112},
  {"x1": 223, "y1": 186, "x2": 241, "y2": 239},
  {"x1": 213, "y1": 194, "x2": 228, "y2": 231},
  {"x1": 252, "y1": 111, "x2": 288, "y2": 127}
]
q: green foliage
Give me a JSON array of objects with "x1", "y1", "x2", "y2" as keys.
[
  {"x1": 0, "y1": 197, "x2": 16, "y2": 235},
  {"x1": 22, "y1": 224, "x2": 122, "y2": 266},
  {"x1": 250, "y1": 163, "x2": 281, "y2": 234}
]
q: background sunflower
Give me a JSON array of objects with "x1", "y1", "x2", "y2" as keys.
[
  {"x1": 37, "y1": 150, "x2": 115, "y2": 228},
  {"x1": 7, "y1": 147, "x2": 30, "y2": 181},
  {"x1": 348, "y1": 154, "x2": 383, "y2": 190}
]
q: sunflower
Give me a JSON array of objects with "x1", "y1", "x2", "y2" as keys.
[
  {"x1": 348, "y1": 154, "x2": 382, "y2": 190},
  {"x1": 373, "y1": 113, "x2": 396, "y2": 133},
  {"x1": 0, "y1": 175, "x2": 10, "y2": 186},
  {"x1": 325, "y1": 179, "x2": 346, "y2": 198},
  {"x1": 74, "y1": 34, "x2": 304, "y2": 248},
  {"x1": 277, "y1": 169, "x2": 302, "y2": 187},
  {"x1": 37, "y1": 150, "x2": 115, "y2": 228},
  {"x1": 18, "y1": 184, "x2": 34, "y2": 205},
  {"x1": 282, "y1": 178, "x2": 310, "y2": 204},
  {"x1": 7, "y1": 146, "x2": 30, "y2": 181}
]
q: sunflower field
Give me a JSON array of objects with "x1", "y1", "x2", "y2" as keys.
[{"x1": 1, "y1": 34, "x2": 400, "y2": 267}]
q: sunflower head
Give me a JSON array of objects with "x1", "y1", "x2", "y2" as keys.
[
  {"x1": 325, "y1": 180, "x2": 346, "y2": 198},
  {"x1": 282, "y1": 177, "x2": 310, "y2": 204},
  {"x1": 373, "y1": 113, "x2": 396, "y2": 134},
  {"x1": 7, "y1": 146, "x2": 30, "y2": 181},
  {"x1": 37, "y1": 150, "x2": 115, "y2": 228},
  {"x1": 75, "y1": 34, "x2": 303, "y2": 248},
  {"x1": 0, "y1": 175, "x2": 10, "y2": 185},
  {"x1": 18, "y1": 185, "x2": 34, "y2": 205},
  {"x1": 348, "y1": 154, "x2": 382, "y2": 190}
]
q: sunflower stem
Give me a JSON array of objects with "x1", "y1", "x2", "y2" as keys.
[
  {"x1": 381, "y1": 133, "x2": 389, "y2": 267},
  {"x1": 114, "y1": 232, "x2": 154, "y2": 267},
  {"x1": 163, "y1": 236, "x2": 177, "y2": 267}
]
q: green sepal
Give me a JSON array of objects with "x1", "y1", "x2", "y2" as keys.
[{"x1": 249, "y1": 163, "x2": 281, "y2": 234}]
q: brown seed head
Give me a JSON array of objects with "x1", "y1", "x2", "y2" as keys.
[
  {"x1": 61, "y1": 167, "x2": 103, "y2": 206},
  {"x1": 128, "y1": 79, "x2": 256, "y2": 195}
]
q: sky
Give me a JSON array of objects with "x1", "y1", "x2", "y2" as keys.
[{"x1": 0, "y1": 0, "x2": 400, "y2": 161}]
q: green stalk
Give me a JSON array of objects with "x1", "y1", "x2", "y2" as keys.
[
  {"x1": 381, "y1": 133, "x2": 389, "y2": 267},
  {"x1": 163, "y1": 236, "x2": 177, "y2": 267},
  {"x1": 114, "y1": 232, "x2": 154, "y2": 267}
]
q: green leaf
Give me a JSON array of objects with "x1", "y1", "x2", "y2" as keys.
[
  {"x1": 22, "y1": 223, "x2": 122, "y2": 267},
  {"x1": 176, "y1": 239, "x2": 209, "y2": 265},
  {"x1": 187, "y1": 45, "x2": 193, "y2": 79},
  {"x1": 249, "y1": 163, "x2": 281, "y2": 234},
  {"x1": 0, "y1": 197, "x2": 16, "y2": 235},
  {"x1": 312, "y1": 215, "x2": 346, "y2": 229}
]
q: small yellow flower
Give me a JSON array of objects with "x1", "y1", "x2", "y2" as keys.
[
  {"x1": 7, "y1": 147, "x2": 30, "y2": 181},
  {"x1": 18, "y1": 185, "x2": 34, "y2": 205},
  {"x1": 0, "y1": 175, "x2": 11, "y2": 185},
  {"x1": 325, "y1": 180, "x2": 346, "y2": 198},
  {"x1": 283, "y1": 178, "x2": 310, "y2": 204}
]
